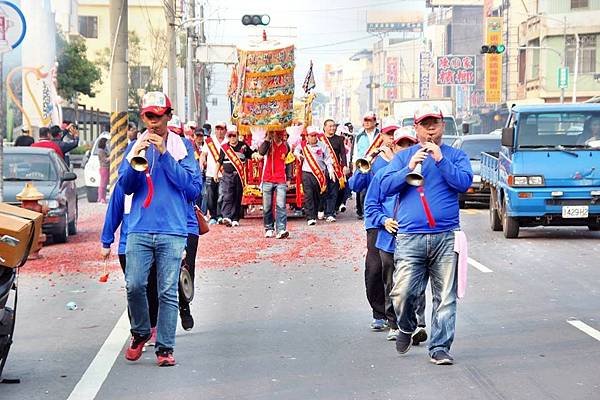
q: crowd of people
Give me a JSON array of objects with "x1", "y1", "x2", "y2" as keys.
[{"x1": 92, "y1": 90, "x2": 473, "y2": 368}]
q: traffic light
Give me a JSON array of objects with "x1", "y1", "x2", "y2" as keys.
[
  {"x1": 481, "y1": 44, "x2": 506, "y2": 54},
  {"x1": 241, "y1": 14, "x2": 271, "y2": 26}
]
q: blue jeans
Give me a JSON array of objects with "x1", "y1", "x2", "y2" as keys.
[
  {"x1": 391, "y1": 231, "x2": 457, "y2": 355},
  {"x1": 262, "y1": 182, "x2": 287, "y2": 232},
  {"x1": 125, "y1": 233, "x2": 186, "y2": 351}
]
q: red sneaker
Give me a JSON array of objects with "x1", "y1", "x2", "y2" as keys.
[
  {"x1": 125, "y1": 333, "x2": 151, "y2": 361},
  {"x1": 156, "y1": 350, "x2": 176, "y2": 367}
]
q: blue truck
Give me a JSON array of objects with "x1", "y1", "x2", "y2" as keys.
[{"x1": 481, "y1": 104, "x2": 600, "y2": 238}]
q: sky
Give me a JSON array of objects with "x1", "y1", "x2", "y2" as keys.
[{"x1": 203, "y1": 0, "x2": 424, "y2": 122}]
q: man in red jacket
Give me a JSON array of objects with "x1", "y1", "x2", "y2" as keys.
[
  {"x1": 31, "y1": 127, "x2": 64, "y2": 158},
  {"x1": 256, "y1": 130, "x2": 292, "y2": 239}
]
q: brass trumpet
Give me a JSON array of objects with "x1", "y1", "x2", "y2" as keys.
[
  {"x1": 355, "y1": 149, "x2": 384, "y2": 174},
  {"x1": 406, "y1": 143, "x2": 433, "y2": 186},
  {"x1": 406, "y1": 162, "x2": 424, "y2": 186},
  {"x1": 130, "y1": 149, "x2": 149, "y2": 172}
]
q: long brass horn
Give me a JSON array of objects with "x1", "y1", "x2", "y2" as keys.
[
  {"x1": 130, "y1": 149, "x2": 149, "y2": 172},
  {"x1": 406, "y1": 162, "x2": 424, "y2": 186},
  {"x1": 354, "y1": 149, "x2": 383, "y2": 174}
]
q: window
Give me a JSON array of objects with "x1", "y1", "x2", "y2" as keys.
[
  {"x1": 571, "y1": 0, "x2": 589, "y2": 9},
  {"x1": 129, "y1": 66, "x2": 151, "y2": 90},
  {"x1": 78, "y1": 16, "x2": 98, "y2": 39},
  {"x1": 516, "y1": 112, "x2": 598, "y2": 147},
  {"x1": 566, "y1": 34, "x2": 597, "y2": 74},
  {"x1": 529, "y1": 39, "x2": 540, "y2": 80}
]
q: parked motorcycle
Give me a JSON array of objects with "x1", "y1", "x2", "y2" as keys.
[{"x1": 0, "y1": 203, "x2": 43, "y2": 383}]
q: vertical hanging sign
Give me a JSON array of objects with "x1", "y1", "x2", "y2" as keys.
[
  {"x1": 386, "y1": 57, "x2": 398, "y2": 100},
  {"x1": 484, "y1": 16, "x2": 502, "y2": 104},
  {"x1": 419, "y1": 51, "x2": 431, "y2": 98}
]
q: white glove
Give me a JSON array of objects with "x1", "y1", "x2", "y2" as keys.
[{"x1": 100, "y1": 247, "x2": 111, "y2": 260}]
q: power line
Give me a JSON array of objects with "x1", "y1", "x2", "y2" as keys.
[
  {"x1": 298, "y1": 35, "x2": 374, "y2": 50},
  {"x1": 281, "y1": 0, "x2": 413, "y2": 13}
]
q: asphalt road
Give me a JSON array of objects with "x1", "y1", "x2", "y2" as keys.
[{"x1": 2, "y1": 199, "x2": 599, "y2": 400}]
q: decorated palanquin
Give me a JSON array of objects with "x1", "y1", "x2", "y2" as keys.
[{"x1": 228, "y1": 38, "x2": 305, "y2": 210}]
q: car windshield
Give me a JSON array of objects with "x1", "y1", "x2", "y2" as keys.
[
  {"x1": 517, "y1": 111, "x2": 600, "y2": 147},
  {"x1": 402, "y1": 117, "x2": 458, "y2": 136},
  {"x1": 2, "y1": 153, "x2": 57, "y2": 181},
  {"x1": 458, "y1": 139, "x2": 501, "y2": 160}
]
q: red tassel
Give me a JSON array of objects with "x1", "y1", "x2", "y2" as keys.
[
  {"x1": 417, "y1": 186, "x2": 436, "y2": 228},
  {"x1": 143, "y1": 169, "x2": 154, "y2": 208}
]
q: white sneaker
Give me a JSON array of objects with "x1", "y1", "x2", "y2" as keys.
[
  {"x1": 276, "y1": 230, "x2": 289, "y2": 239},
  {"x1": 265, "y1": 229, "x2": 274, "y2": 238},
  {"x1": 387, "y1": 328, "x2": 399, "y2": 341},
  {"x1": 326, "y1": 216, "x2": 336, "y2": 223},
  {"x1": 231, "y1": 221, "x2": 240, "y2": 227},
  {"x1": 339, "y1": 204, "x2": 347, "y2": 213},
  {"x1": 222, "y1": 217, "x2": 232, "y2": 227},
  {"x1": 307, "y1": 219, "x2": 317, "y2": 226},
  {"x1": 317, "y1": 211, "x2": 325, "y2": 220}
]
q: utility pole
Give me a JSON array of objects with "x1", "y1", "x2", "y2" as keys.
[
  {"x1": 109, "y1": 0, "x2": 128, "y2": 190},
  {"x1": 561, "y1": 16, "x2": 566, "y2": 104},
  {"x1": 572, "y1": 32, "x2": 579, "y2": 103},
  {"x1": 166, "y1": 0, "x2": 177, "y2": 105},
  {"x1": 185, "y1": 0, "x2": 196, "y2": 123},
  {"x1": 198, "y1": 4, "x2": 207, "y2": 126}
]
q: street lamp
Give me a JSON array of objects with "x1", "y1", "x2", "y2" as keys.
[{"x1": 518, "y1": 45, "x2": 566, "y2": 104}]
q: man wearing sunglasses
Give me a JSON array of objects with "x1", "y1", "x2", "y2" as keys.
[
  {"x1": 117, "y1": 92, "x2": 202, "y2": 367},
  {"x1": 352, "y1": 111, "x2": 380, "y2": 219},
  {"x1": 214, "y1": 126, "x2": 254, "y2": 227}
]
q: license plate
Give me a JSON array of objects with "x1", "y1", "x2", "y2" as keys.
[{"x1": 562, "y1": 205, "x2": 589, "y2": 218}]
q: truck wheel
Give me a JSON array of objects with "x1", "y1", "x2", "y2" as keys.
[
  {"x1": 502, "y1": 198, "x2": 519, "y2": 239},
  {"x1": 588, "y1": 222, "x2": 600, "y2": 231},
  {"x1": 490, "y1": 205, "x2": 502, "y2": 231},
  {"x1": 86, "y1": 186, "x2": 98, "y2": 203}
]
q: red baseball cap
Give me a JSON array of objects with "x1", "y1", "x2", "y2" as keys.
[
  {"x1": 167, "y1": 115, "x2": 184, "y2": 135},
  {"x1": 140, "y1": 91, "x2": 172, "y2": 116},
  {"x1": 381, "y1": 124, "x2": 399, "y2": 135},
  {"x1": 414, "y1": 104, "x2": 443, "y2": 125}
]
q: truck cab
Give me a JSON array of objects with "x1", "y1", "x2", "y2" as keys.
[{"x1": 481, "y1": 104, "x2": 600, "y2": 238}]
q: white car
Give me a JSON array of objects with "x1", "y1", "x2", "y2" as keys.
[{"x1": 83, "y1": 132, "x2": 110, "y2": 202}]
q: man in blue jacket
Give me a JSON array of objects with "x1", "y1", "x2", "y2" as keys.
[
  {"x1": 364, "y1": 127, "x2": 426, "y2": 343},
  {"x1": 348, "y1": 124, "x2": 397, "y2": 332},
  {"x1": 380, "y1": 104, "x2": 472, "y2": 365},
  {"x1": 118, "y1": 92, "x2": 202, "y2": 367}
]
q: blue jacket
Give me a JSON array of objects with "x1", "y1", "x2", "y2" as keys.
[
  {"x1": 364, "y1": 167, "x2": 400, "y2": 253},
  {"x1": 118, "y1": 137, "x2": 202, "y2": 237},
  {"x1": 182, "y1": 137, "x2": 202, "y2": 235},
  {"x1": 100, "y1": 184, "x2": 129, "y2": 254},
  {"x1": 347, "y1": 155, "x2": 388, "y2": 194},
  {"x1": 357, "y1": 156, "x2": 392, "y2": 230},
  {"x1": 380, "y1": 144, "x2": 472, "y2": 234}
]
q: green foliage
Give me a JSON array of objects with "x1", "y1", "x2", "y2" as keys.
[
  {"x1": 70, "y1": 144, "x2": 92, "y2": 155},
  {"x1": 56, "y1": 31, "x2": 102, "y2": 102}
]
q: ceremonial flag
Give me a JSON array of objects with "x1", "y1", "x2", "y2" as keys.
[{"x1": 302, "y1": 60, "x2": 316, "y2": 94}]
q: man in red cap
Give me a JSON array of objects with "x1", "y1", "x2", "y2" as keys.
[
  {"x1": 118, "y1": 91, "x2": 202, "y2": 367},
  {"x1": 200, "y1": 121, "x2": 227, "y2": 224},
  {"x1": 352, "y1": 111, "x2": 380, "y2": 219},
  {"x1": 380, "y1": 103, "x2": 472, "y2": 365}
]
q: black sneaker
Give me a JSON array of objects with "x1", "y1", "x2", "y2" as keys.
[
  {"x1": 412, "y1": 327, "x2": 428, "y2": 345},
  {"x1": 430, "y1": 349, "x2": 454, "y2": 365},
  {"x1": 395, "y1": 331, "x2": 413, "y2": 354},
  {"x1": 180, "y1": 307, "x2": 194, "y2": 331}
]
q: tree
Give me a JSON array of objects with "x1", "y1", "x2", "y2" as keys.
[
  {"x1": 56, "y1": 31, "x2": 102, "y2": 103},
  {"x1": 95, "y1": 29, "x2": 168, "y2": 112}
]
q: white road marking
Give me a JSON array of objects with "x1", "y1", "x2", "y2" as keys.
[
  {"x1": 567, "y1": 319, "x2": 600, "y2": 342},
  {"x1": 67, "y1": 309, "x2": 130, "y2": 400},
  {"x1": 468, "y1": 257, "x2": 493, "y2": 273}
]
